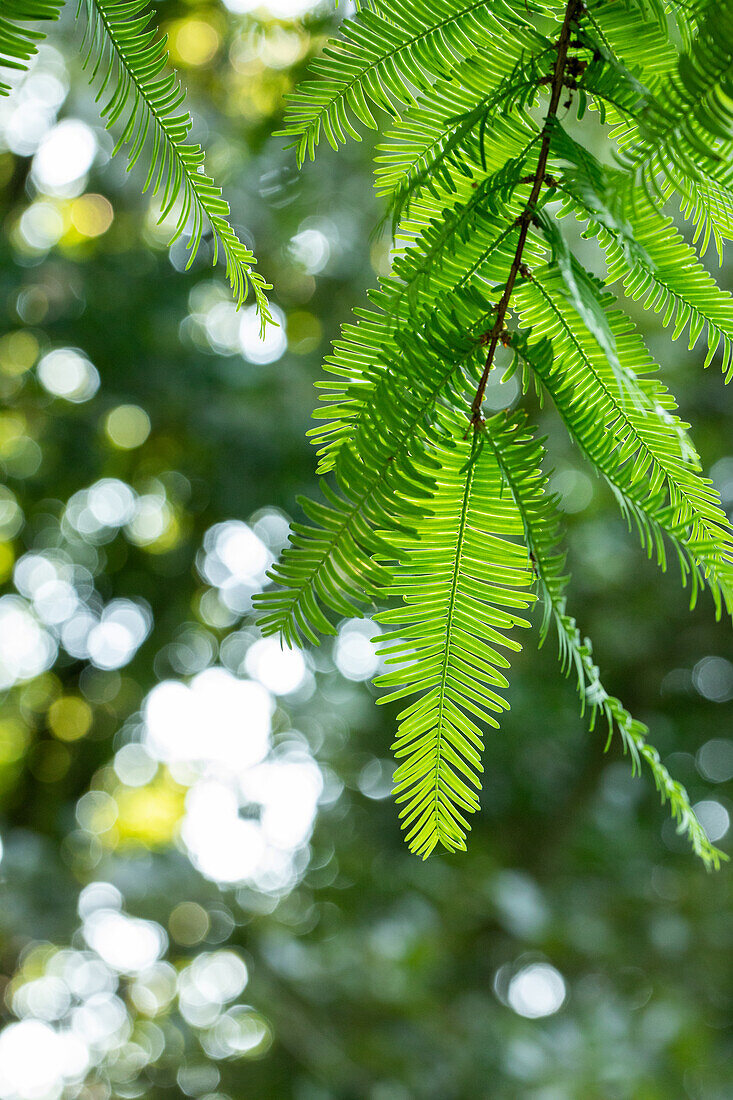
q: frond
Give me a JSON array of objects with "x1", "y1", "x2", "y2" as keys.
[
  {"x1": 81, "y1": 0, "x2": 272, "y2": 325},
  {"x1": 551, "y1": 146, "x2": 733, "y2": 376},
  {"x1": 380, "y1": 152, "x2": 535, "y2": 324},
  {"x1": 258, "y1": 205, "x2": 546, "y2": 644},
  {"x1": 585, "y1": 0, "x2": 679, "y2": 88},
  {"x1": 263, "y1": 0, "x2": 733, "y2": 866},
  {"x1": 511, "y1": 276, "x2": 733, "y2": 617},
  {"x1": 532, "y1": 205, "x2": 625, "y2": 385},
  {"x1": 575, "y1": 27, "x2": 650, "y2": 123},
  {"x1": 484, "y1": 409, "x2": 725, "y2": 869},
  {"x1": 253, "y1": 460, "x2": 396, "y2": 648},
  {"x1": 373, "y1": 58, "x2": 541, "y2": 205},
  {"x1": 375, "y1": 45, "x2": 552, "y2": 224},
  {"x1": 660, "y1": 169, "x2": 733, "y2": 262},
  {"x1": 0, "y1": 0, "x2": 64, "y2": 96},
  {"x1": 308, "y1": 177, "x2": 547, "y2": 477},
  {"x1": 578, "y1": 1, "x2": 733, "y2": 257},
  {"x1": 605, "y1": 194, "x2": 733, "y2": 377},
  {"x1": 255, "y1": 299, "x2": 492, "y2": 645},
  {"x1": 374, "y1": 411, "x2": 536, "y2": 857},
  {"x1": 277, "y1": 0, "x2": 556, "y2": 167},
  {"x1": 611, "y1": 0, "x2": 733, "y2": 252},
  {"x1": 620, "y1": 0, "x2": 733, "y2": 161}
]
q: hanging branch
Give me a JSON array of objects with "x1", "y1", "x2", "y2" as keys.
[{"x1": 470, "y1": 0, "x2": 584, "y2": 427}]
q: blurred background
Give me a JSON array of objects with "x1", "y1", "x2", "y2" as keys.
[{"x1": 0, "y1": 2, "x2": 731, "y2": 1097}]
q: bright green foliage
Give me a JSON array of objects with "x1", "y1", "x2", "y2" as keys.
[
  {"x1": 0, "y1": 0, "x2": 270, "y2": 324},
  {"x1": 613, "y1": 0, "x2": 733, "y2": 254},
  {"x1": 512, "y1": 271, "x2": 733, "y2": 617},
  {"x1": 258, "y1": 303, "x2": 496, "y2": 645},
  {"x1": 375, "y1": 412, "x2": 536, "y2": 858},
  {"x1": 276, "y1": 0, "x2": 554, "y2": 166},
  {"x1": 258, "y1": 0, "x2": 733, "y2": 867}
]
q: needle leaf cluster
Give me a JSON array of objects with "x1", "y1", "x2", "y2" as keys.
[{"x1": 259, "y1": 0, "x2": 733, "y2": 866}]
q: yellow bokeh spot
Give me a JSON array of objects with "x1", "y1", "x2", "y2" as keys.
[
  {"x1": 48, "y1": 696, "x2": 93, "y2": 742},
  {"x1": 113, "y1": 771, "x2": 185, "y2": 848},
  {"x1": 0, "y1": 542, "x2": 14, "y2": 584},
  {"x1": 230, "y1": 70, "x2": 292, "y2": 121},
  {"x1": 104, "y1": 403, "x2": 151, "y2": 450},
  {"x1": 146, "y1": 511, "x2": 182, "y2": 554},
  {"x1": 70, "y1": 194, "x2": 114, "y2": 239},
  {"x1": 11, "y1": 944, "x2": 56, "y2": 987},
  {"x1": 0, "y1": 413, "x2": 28, "y2": 458},
  {"x1": 287, "y1": 310, "x2": 322, "y2": 355},
  {"x1": 170, "y1": 19, "x2": 220, "y2": 67},
  {"x1": 0, "y1": 331, "x2": 39, "y2": 377},
  {"x1": 0, "y1": 719, "x2": 31, "y2": 766},
  {"x1": 126, "y1": 497, "x2": 183, "y2": 554}
]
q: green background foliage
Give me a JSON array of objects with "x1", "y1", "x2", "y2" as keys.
[{"x1": 0, "y1": 2, "x2": 731, "y2": 1097}]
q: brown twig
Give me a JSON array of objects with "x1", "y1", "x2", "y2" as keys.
[{"x1": 469, "y1": 0, "x2": 584, "y2": 428}]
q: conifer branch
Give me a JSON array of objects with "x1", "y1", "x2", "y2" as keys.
[
  {"x1": 256, "y1": 0, "x2": 733, "y2": 863},
  {"x1": 469, "y1": 0, "x2": 583, "y2": 427}
]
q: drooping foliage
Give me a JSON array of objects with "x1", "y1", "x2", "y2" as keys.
[
  {"x1": 0, "y1": 0, "x2": 271, "y2": 325},
  {"x1": 258, "y1": 0, "x2": 733, "y2": 866}
]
